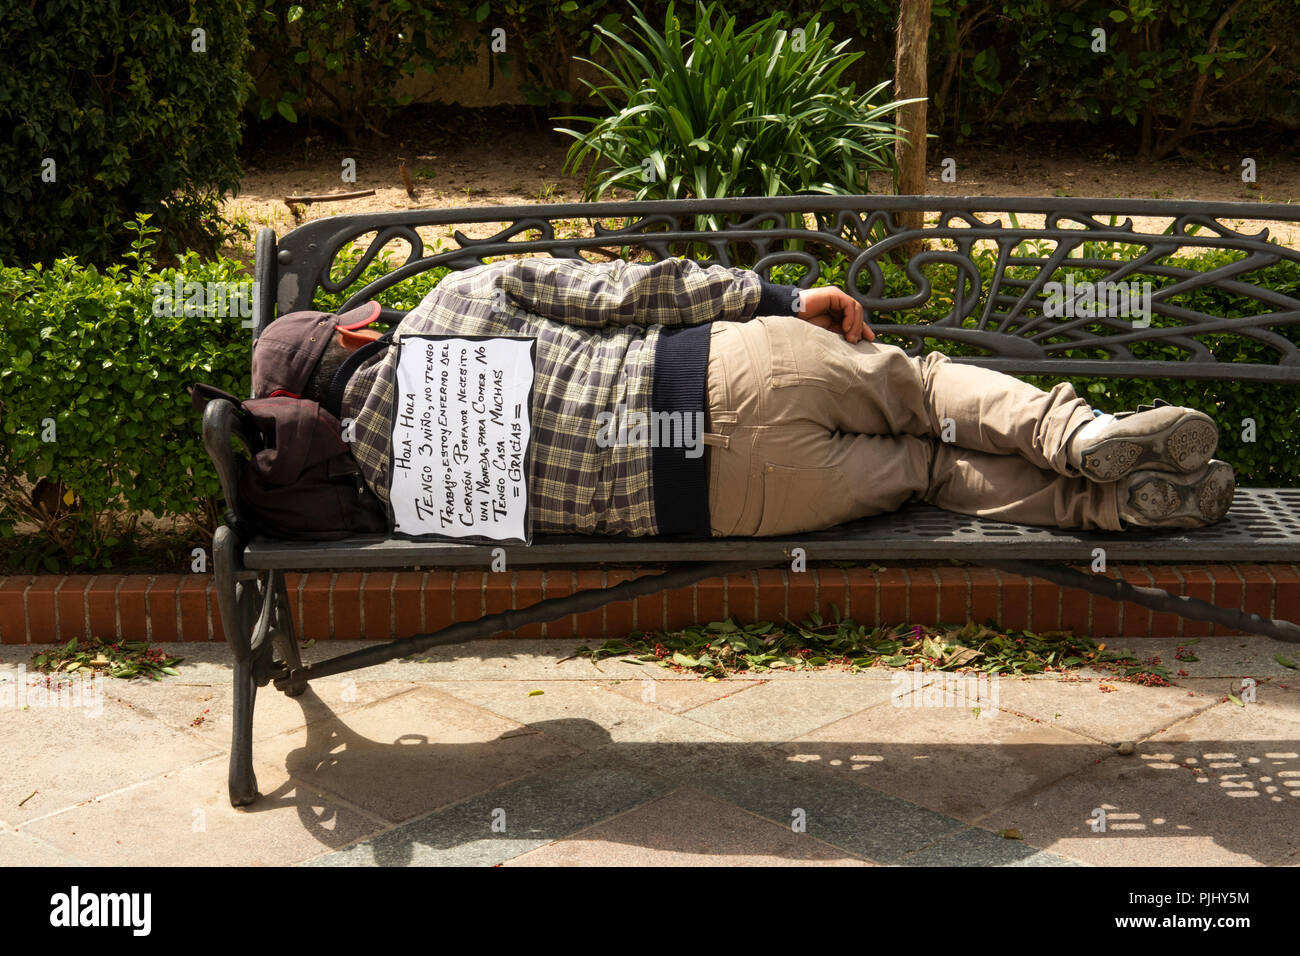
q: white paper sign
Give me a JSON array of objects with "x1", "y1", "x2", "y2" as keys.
[{"x1": 389, "y1": 335, "x2": 535, "y2": 542}]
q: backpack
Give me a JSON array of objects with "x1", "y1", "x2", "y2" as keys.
[{"x1": 190, "y1": 383, "x2": 389, "y2": 540}]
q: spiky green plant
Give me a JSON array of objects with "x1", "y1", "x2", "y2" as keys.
[{"x1": 554, "y1": 1, "x2": 920, "y2": 208}]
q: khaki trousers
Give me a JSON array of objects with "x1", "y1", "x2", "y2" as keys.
[{"x1": 704, "y1": 316, "x2": 1121, "y2": 537}]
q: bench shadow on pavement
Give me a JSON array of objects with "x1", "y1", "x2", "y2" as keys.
[{"x1": 238, "y1": 686, "x2": 1300, "y2": 866}]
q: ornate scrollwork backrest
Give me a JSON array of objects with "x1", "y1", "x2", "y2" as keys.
[{"x1": 266, "y1": 196, "x2": 1300, "y2": 383}]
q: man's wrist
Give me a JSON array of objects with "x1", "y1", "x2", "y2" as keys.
[{"x1": 756, "y1": 277, "x2": 801, "y2": 316}]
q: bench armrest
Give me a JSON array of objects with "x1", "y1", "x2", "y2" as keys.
[{"x1": 201, "y1": 398, "x2": 263, "y2": 540}]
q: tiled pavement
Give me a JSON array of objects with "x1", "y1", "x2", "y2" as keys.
[{"x1": 1, "y1": 636, "x2": 1298, "y2": 867}]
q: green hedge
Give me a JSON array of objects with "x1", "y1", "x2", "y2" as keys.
[
  {"x1": 0, "y1": 0, "x2": 251, "y2": 268},
  {"x1": 0, "y1": 217, "x2": 251, "y2": 571}
]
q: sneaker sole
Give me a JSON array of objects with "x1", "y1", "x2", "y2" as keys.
[
  {"x1": 1080, "y1": 414, "x2": 1218, "y2": 481},
  {"x1": 1127, "y1": 462, "x2": 1235, "y2": 527}
]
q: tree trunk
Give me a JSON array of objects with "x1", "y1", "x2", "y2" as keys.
[
  {"x1": 894, "y1": 0, "x2": 933, "y2": 259},
  {"x1": 1151, "y1": 0, "x2": 1246, "y2": 161}
]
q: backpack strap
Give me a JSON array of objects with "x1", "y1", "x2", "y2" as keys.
[
  {"x1": 325, "y1": 333, "x2": 393, "y2": 420},
  {"x1": 189, "y1": 382, "x2": 248, "y2": 415}
]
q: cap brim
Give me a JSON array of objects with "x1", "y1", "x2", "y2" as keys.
[
  {"x1": 335, "y1": 300, "x2": 382, "y2": 330},
  {"x1": 337, "y1": 326, "x2": 384, "y2": 349}
]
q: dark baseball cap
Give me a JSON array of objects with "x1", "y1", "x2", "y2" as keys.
[{"x1": 251, "y1": 301, "x2": 382, "y2": 399}]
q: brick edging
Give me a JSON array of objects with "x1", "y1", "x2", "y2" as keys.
[{"x1": 2, "y1": 564, "x2": 1298, "y2": 644}]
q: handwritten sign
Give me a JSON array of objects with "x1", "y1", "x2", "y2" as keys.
[{"x1": 389, "y1": 335, "x2": 535, "y2": 543}]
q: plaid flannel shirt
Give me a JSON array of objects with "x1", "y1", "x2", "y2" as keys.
[{"x1": 342, "y1": 257, "x2": 766, "y2": 536}]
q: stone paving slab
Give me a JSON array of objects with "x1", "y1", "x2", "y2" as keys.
[
  {"x1": 300, "y1": 639, "x2": 698, "y2": 682},
  {"x1": 897, "y1": 825, "x2": 1083, "y2": 866},
  {"x1": 1171, "y1": 677, "x2": 1300, "y2": 730},
  {"x1": 984, "y1": 674, "x2": 1223, "y2": 745},
  {"x1": 1, "y1": 634, "x2": 1295, "y2": 866},
  {"x1": 504, "y1": 787, "x2": 873, "y2": 866},
  {"x1": 781, "y1": 702, "x2": 1113, "y2": 822},
  {"x1": 432, "y1": 679, "x2": 745, "y2": 751},
  {"x1": 254, "y1": 685, "x2": 581, "y2": 824},
  {"x1": 680, "y1": 677, "x2": 900, "y2": 742},
  {"x1": 730, "y1": 663, "x2": 901, "y2": 682},
  {"x1": 581, "y1": 741, "x2": 970, "y2": 864},
  {"x1": 106, "y1": 678, "x2": 426, "y2": 751},
  {"x1": 307, "y1": 751, "x2": 671, "y2": 867},
  {"x1": 978, "y1": 693, "x2": 1300, "y2": 866},
  {"x1": 0, "y1": 828, "x2": 87, "y2": 867},
  {"x1": 20, "y1": 755, "x2": 384, "y2": 867},
  {"x1": 1084, "y1": 636, "x2": 1300, "y2": 680},
  {"x1": 0, "y1": 692, "x2": 223, "y2": 826},
  {"x1": 1145, "y1": 679, "x2": 1300, "y2": 808},
  {"x1": 596, "y1": 676, "x2": 766, "y2": 715},
  {"x1": 692, "y1": 764, "x2": 968, "y2": 864}
]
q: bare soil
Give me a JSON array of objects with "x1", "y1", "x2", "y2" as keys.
[{"x1": 223, "y1": 112, "x2": 1300, "y2": 262}]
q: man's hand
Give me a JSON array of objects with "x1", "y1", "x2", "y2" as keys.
[{"x1": 795, "y1": 286, "x2": 873, "y2": 343}]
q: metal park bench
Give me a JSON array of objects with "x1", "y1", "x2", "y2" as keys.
[{"x1": 201, "y1": 195, "x2": 1300, "y2": 806}]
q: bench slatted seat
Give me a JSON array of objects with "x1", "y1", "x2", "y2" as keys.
[
  {"x1": 203, "y1": 195, "x2": 1300, "y2": 806},
  {"x1": 240, "y1": 489, "x2": 1300, "y2": 566}
]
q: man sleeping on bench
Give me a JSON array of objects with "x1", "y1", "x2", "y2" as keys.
[{"x1": 251, "y1": 257, "x2": 1233, "y2": 538}]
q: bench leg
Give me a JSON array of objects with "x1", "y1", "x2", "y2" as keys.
[
  {"x1": 229, "y1": 652, "x2": 260, "y2": 807},
  {"x1": 215, "y1": 526, "x2": 275, "y2": 807},
  {"x1": 270, "y1": 571, "x2": 304, "y2": 698}
]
